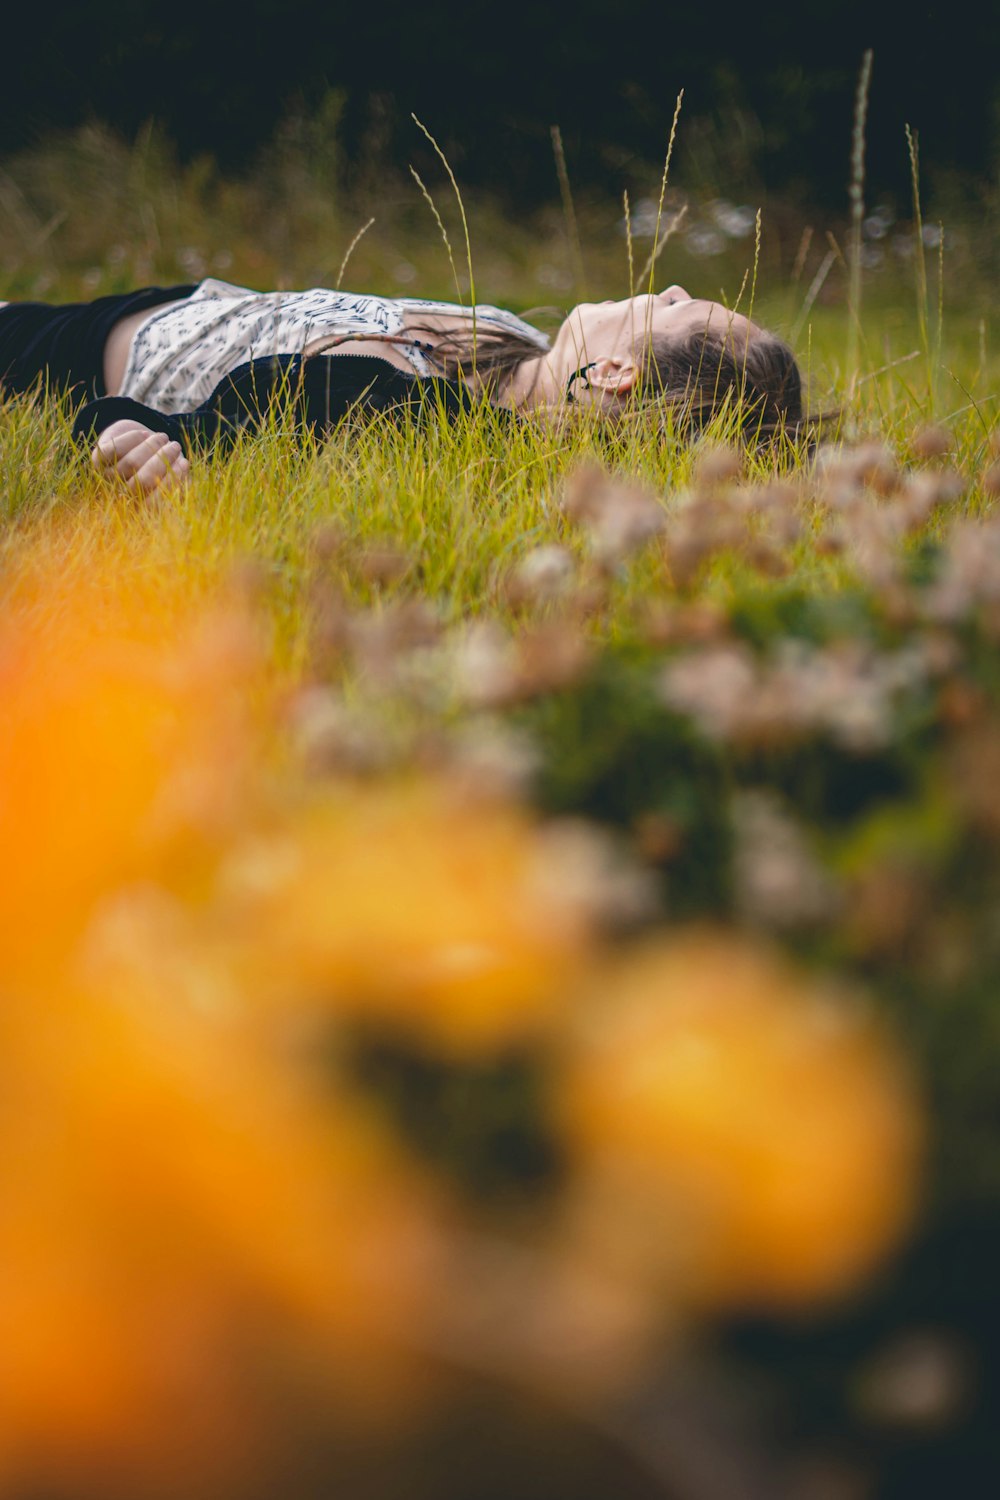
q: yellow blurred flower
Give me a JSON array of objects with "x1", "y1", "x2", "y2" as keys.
[
  {"x1": 0, "y1": 951, "x2": 434, "y2": 1497},
  {"x1": 560, "y1": 932, "x2": 921, "y2": 1312},
  {"x1": 227, "y1": 784, "x2": 596, "y2": 1055},
  {"x1": 0, "y1": 568, "x2": 264, "y2": 975},
  {"x1": 0, "y1": 567, "x2": 438, "y2": 1494}
]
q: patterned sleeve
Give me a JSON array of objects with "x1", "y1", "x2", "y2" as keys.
[{"x1": 73, "y1": 354, "x2": 480, "y2": 449}]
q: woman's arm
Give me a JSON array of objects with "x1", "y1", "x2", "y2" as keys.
[{"x1": 76, "y1": 353, "x2": 476, "y2": 493}]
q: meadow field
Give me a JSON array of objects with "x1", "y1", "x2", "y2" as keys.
[{"x1": 1, "y1": 123, "x2": 999, "y2": 1498}]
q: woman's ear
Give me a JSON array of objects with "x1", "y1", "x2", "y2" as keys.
[{"x1": 587, "y1": 356, "x2": 638, "y2": 397}]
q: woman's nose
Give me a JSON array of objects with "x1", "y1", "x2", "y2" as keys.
[{"x1": 660, "y1": 284, "x2": 692, "y2": 304}]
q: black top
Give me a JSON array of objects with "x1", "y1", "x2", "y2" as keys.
[
  {"x1": 72, "y1": 352, "x2": 488, "y2": 450},
  {"x1": 0, "y1": 285, "x2": 196, "y2": 404}
]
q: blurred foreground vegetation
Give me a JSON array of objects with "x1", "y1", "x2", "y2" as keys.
[{"x1": 0, "y1": 127, "x2": 999, "y2": 1499}]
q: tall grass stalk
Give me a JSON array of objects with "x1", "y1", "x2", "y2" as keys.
[
  {"x1": 635, "y1": 203, "x2": 688, "y2": 292},
  {"x1": 791, "y1": 249, "x2": 836, "y2": 345},
  {"x1": 639, "y1": 90, "x2": 684, "y2": 298},
  {"x1": 905, "y1": 124, "x2": 932, "y2": 400},
  {"x1": 790, "y1": 226, "x2": 814, "y2": 286},
  {"x1": 550, "y1": 125, "x2": 587, "y2": 301},
  {"x1": 738, "y1": 211, "x2": 763, "y2": 422},
  {"x1": 335, "y1": 216, "x2": 375, "y2": 290},
  {"x1": 936, "y1": 225, "x2": 946, "y2": 402},
  {"x1": 846, "y1": 48, "x2": 873, "y2": 399},
  {"x1": 742, "y1": 208, "x2": 761, "y2": 337},
  {"x1": 408, "y1": 166, "x2": 463, "y2": 306},
  {"x1": 411, "y1": 115, "x2": 477, "y2": 371}
]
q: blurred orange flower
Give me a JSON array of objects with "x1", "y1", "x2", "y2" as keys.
[
  {"x1": 0, "y1": 567, "x2": 264, "y2": 975},
  {"x1": 0, "y1": 569, "x2": 435, "y2": 1496},
  {"x1": 560, "y1": 932, "x2": 921, "y2": 1312},
  {"x1": 0, "y1": 924, "x2": 434, "y2": 1497},
  {"x1": 228, "y1": 784, "x2": 595, "y2": 1055}
]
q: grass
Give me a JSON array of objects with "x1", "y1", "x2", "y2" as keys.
[{"x1": 1, "y1": 300, "x2": 995, "y2": 680}]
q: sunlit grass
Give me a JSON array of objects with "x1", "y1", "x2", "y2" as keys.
[{"x1": 2, "y1": 299, "x2": 996, "y2": 686}]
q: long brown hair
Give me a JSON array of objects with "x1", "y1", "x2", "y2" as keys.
[
  {"x1": 645, "y1": 325, "x2": 803, "y2": 438},
  {"x1": 404, "y1": 320, "x2": 548, "y2": 392},
  {"x1": 407, "y1": 316, "x2": 805, "y2": 436}
]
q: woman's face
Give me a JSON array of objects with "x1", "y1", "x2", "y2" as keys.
[{"x1": 550, "y1": 285, "x2": 755, "y2": 397}]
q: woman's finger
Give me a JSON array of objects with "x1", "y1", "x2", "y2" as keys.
[
  {"x1": 114, "y1": 431, "x2": 172, "y2": 480},
  {"x1": 126, "y1": 442, "x2": 190, "y2": 497},
  {"x1": 92, "y1": 420, "x2": 159, "y2": 469}
]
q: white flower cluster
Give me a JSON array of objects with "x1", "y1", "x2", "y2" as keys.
[{"x1": 661, "y1": 638, "x2": 929, "y2": 752}]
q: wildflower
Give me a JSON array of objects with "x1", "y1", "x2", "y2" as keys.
[
  {"x1": 587, "y1": 490, "x2": 666, "y2": 569},
  {"x1": 923, "y1": 520, "x2": 1000, "y2": 622},
  {"x1": 856, "y1": 1332, "x2": 971, "y2": 1431},
  {"x1": 900, "y1": 470, "x2": 949, "y2": 530},
  {"x1": 744, "y1": 538, "x2": 792, "y2": 578},
  {"x1": 852, "y1": 441, "x2": 901, "y2": 496},
  {"x1": 0, "y1": 901, "x2": 434, "y2": 1498},
  {"x1": 560, "y1": 463, "x2": 617, "y2": 522},
  {"x1": 504, "y1": 545, "x2": 576, "y2": 607},
  {"x1": 452, "y1": 621, "x2": 521, "y2": 709},
  {"x1": 661, "y1": 639, "x2": 919, "y2": 753},
  {"x1": 228, "y1": 781, "x2": 597, "y2": 1054},
  {"x1": 286, "y1": 686, "x2": 397, "y2": 774},
  {"x1": 309, "y1": 518, "x2": 349, "y2": 564},
  {"x1": 660, "y1": 643, "x2": 760, "y2": 741},
  {"x1": 732, "y1": 791, "x2": 839, "y2": 928},
  {"x1": 559, "y1": 933, "x2": 921, "y2": 1311},
  {"x1": 356, "y1": 541, "x2": 413, "y2": 588},
  {"x1": 981, "y1": 462, "x2": 1000, "y2": 499},
  {"x1": 636, "y1": 598, "x2": 729, "y2": 648},
  {"x1": 560, "y1": 464, "x2": 666, "y2": 568},
  {"x1": 692, "y1": 445, "x2": 742, "y2": 491},
  {"x1": 0, "y1": 575, "x2": 264, "y2": 977},
  {"x1": 662, "y1": 531, "x2": 715, "y2": 590},
  {"x1": 516, "y1": 621, "x2": 594, "y2": 697},
  {"x1": 442, "y1": 720, "x2": 541, "y2": 800},
  {"x1": 910, "y1": 425, "x2": 953, "y2": 461},
  {"x1": 812, "y1": 441, "x2": 901, "y2": 508},
  {"x1": 345, "y1": 599, "x2": 443, "y2": 687}
]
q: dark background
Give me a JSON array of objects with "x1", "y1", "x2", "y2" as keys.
[{"x1": 4, "y1": 1, "x2": 997, "y2": 209}]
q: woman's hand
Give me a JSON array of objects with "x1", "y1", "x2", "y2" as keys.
[{"x1": 91, "y1": 419, "x2": 191, "y2": 496}]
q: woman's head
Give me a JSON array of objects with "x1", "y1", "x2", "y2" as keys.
[
  {"x1": 544, "y1": 286, "x2": 802, "y2": 437},
  {"x1": 412, "y1": 285, "x2": 803, "y2": 438}
]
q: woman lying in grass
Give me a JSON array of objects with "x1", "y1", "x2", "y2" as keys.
[{"x1": 0, "y1": 277, "x2": 802, "y2": 493}]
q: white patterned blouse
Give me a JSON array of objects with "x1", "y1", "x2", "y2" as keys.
[{"x1": 117, "y1": 278, "x2": 550, "y2": 414}]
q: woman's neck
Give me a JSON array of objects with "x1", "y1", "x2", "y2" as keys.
[{"x1": 499, "y1": 352, "x2": 562, "y2": 411}]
